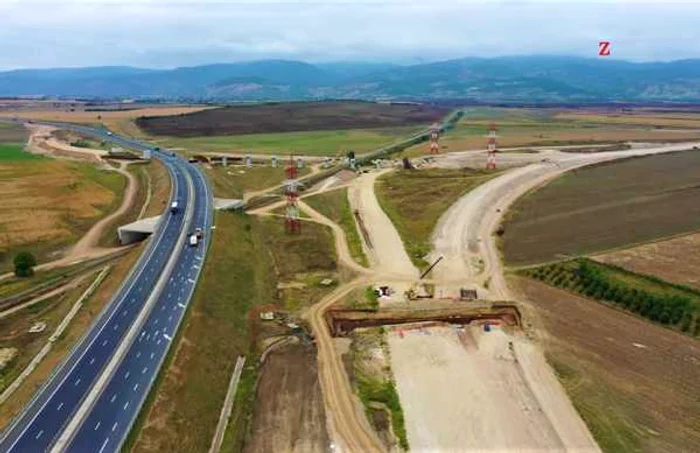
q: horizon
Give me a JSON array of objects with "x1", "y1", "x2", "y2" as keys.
[
  {"x1": 2, "y1": 1, "x2": 700, "y2": 70},
  {"x1": 3, "y1": 53, "x2": 700, "y2": 72}
]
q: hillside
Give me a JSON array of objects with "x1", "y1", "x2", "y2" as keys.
[{"x1": 2, "y1": 56, "x2": 700, "y2": 102}]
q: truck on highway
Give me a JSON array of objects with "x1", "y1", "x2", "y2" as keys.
[
  {"x1": 170, "y1": 201, "x2": 179, "y2": 213},
  {"x1": 189, "y1": 234, "x2": 199, "y2": 247}
]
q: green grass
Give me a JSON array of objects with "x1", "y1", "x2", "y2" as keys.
[
  {"x1": 375, "y1": 168, "x2": 500, "y2": 268},
  {"x1": 521, "y1": 258, "x2": 700, "y2": 336},
  {"x1": 304, "y1": 188, "x2": 369, "y2": 267},
  {"x1": 206, "y1": 165, "x2": 310, "y2": 199},
  {"x1": 356, "y1": 377, "x2": 408, "y2": 450},
  {"x1": 547, "y1": 353, "x2": 643, "y2": 453},
  {"x1": 0, "y1": 144, "x2": 39, "y2": 161},
  {"x1": 156, "y1": 127, "x2": 422, "y2": 157}
]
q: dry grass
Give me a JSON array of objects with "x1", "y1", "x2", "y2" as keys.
[
  {"x1": 0, "y1": 106, "x2": 210, "y2": 139},
  {"x1": 143, "y1": 159, "x2": 172, "y2": 218},
  {"x1": 375, "y1": 168, "x2": 499, "y2": 268},
  {"x1": 502, "y1": 151, "x2": 700, "y2": 265},
  {"x1": 594, "y1": 233, "x2": 700, "y2": 290},
  {"x1": 130, "y1": 213, "x2": 339, "y2": 453},
  {"x1": 0, "y1": 246, "x2": 142, "y2": 428},
  {"x1": 512, "y1": 276, "x2": 700, "y2": 453},
  {"x1": 0, "y1": 158, "x2": 126, "y2": 270}
]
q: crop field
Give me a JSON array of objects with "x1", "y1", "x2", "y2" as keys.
[
  {"x1": 0, "y1": 123, "x2": 28, "y2": 143},
  {"x1": 513, "y1": 276, "x2": 700, "y2": 453},
  {"x1": 0, "y1": 153, "x2": 125, "y2": 270},
  {"x1": 405, "y1": 107, "x2": 700, "y2": 155},
  {"x1": 595, "y1": 233, "x2": 700, "y2": 290},
  {"x1": 375, "y1": 168, "x2": 500, "y2": 268},
  {"x1": 155, "y1": 126, "x2": 423, "y2": 157},
  {"x1": 0, "y1": 105, "x2": 210, "y2": 137},
  {"x1": 501, "y1": 150, "x2": 700, "y2": 265},
  {"x1": 136, "y1": 101, "x2": 449, "y2": 137}
]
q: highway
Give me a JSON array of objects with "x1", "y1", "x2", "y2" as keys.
[{"x1": 0, "y1": 124, "x2": 213, "y2": 452}]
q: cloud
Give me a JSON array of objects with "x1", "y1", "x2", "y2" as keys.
[{"x1": 1, "y1": 0, "x2": 699, "y2": 69}]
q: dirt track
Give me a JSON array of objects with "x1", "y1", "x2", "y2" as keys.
[{"x1": 426, "y1": 140, "x2": 700, "y2": 452}]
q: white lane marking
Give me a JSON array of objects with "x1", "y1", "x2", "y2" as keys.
[
  {"x1": 187, "y1": 278, "x2": 195, "y2": 283},
  {"x1": 35, "y1": 430, "x2": 43, "y2": 440},
  {"x1": 163, "y1": 333, "x2": 173, "y2": 341},
  {"x1": 89, "y1": 357, "x2": 95, "y2": 365},
  {"x1": 98, "y1": 437, "x2": 110, "y2": 453},
  {"x1": 123, "y1": 401, "x2": 130, "y2": 410},
  {"x1": 150, "y1": 352, "x2": 155, "y2": 360},
  {"x1": 124, "y1": 371, "x2": 130, "y2": 380},
  {"x1": 157, "y1": 339, "x2": 162, "y2": 345},
  {"x1": 74, "y1": 378, "x2": 81, "y2": 386},
  {"x1": 142, "y1": 366, "x2": 148, "y2": 374},
  {"x1": 94, "y1": 421, "x2": 101, "y2": 431},
  {"x1": 177, "y1": 303, "x2": 185, "y2": 308},
  {"x1": 136, "y1": 351, "x2": 141, "y2": 358},
  {"x1": 110, "y1": 394, "x2": 117, "y2": 403},
  {"x1": 113, "y1": 323, "x2": 119, "y2": 330},
  {"x1": 168, "y1": 315, "x2": 173, "y2": 322},
  {"x1": 56, "y1": 402, "x2": 64, "y2": 411},
  {"x1": 111, "y1": 422, "x2": 118, "y2": 432},
  {"x1": 102, "y1": 339, "x2": 108, "y2": 346}
]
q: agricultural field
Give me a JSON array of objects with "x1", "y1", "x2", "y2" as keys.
[
  {"x1": 0, "y1": 122, "x2": 129, "y2": 270},
  {"x1": 375, "y1": 168, "x2": 499, "y2": 268},
  {"x1": 520, "y1": 259, "x2": 700, "y2": 336},
  {"x1": 136, "y1": 101, "x2": 448, "y2": 137},
  {"x1": 0, "y1": 150, "x2": 126, "y2": 270},
  {"x1": 0, "y1": 103, "x2": 209, "y2": 137},
  {"x1": 595, "y1": 233, "x2": 700, "y2": 290},
  {"x1": 130, "y1": 213, "x2": 339, "y2": 453},
  {"x1": 153, "y1": 126, "x2": 423, "y2": 157},
  {"x1": 404, "y1": 107, "x2": 700, "y2": 155},
  {"x1": 513, "y1": 276, "x2": 700, "y2": 453},
  {"x1": 501, "y1": 150, "x2": 700, "y2": 265}
]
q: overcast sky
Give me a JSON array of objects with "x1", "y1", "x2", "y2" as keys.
[{"x1": 1, "y1": 0, "x2": 699, "y2": 70}]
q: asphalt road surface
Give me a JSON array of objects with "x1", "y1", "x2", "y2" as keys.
[{"x1": 0, "y1": 123, "x2": 213, "y2": 453}]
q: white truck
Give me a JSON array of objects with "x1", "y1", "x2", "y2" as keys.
[
  {"x1": 189, "y1": 234, "x2": 199, "y2": 247},
  {"x1": 170, "y1": 201, "x2": 179, "y2": 213}
]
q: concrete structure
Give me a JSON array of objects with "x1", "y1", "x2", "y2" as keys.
[
  {"x1": 214, "y1": 198, "x2": 244, "y2": 211},
  {"x1": 117, "y1": 215, "x2": 161, "y2": 245}
]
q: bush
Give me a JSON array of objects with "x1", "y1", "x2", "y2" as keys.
[{"x1": 14, "y1": 251, "x2": 37, "y2": 277}]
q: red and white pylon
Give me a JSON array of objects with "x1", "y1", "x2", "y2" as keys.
[
  {"x1": 486, "y1": 123, "x2": 498, "y2": 170},
  {"x1": 284, "y1": 155, "x2": 301, "y2": 234},
  {"x1": 429, "y1": 123, "x2": 440, "y2": 154}
]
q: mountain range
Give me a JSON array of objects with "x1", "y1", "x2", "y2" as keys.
[{"x1": 2, "y1": 56, "x2": 700, "y2": 102}]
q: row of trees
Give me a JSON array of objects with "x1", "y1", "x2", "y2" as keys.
[{"x1": 525, "y1": 259, "x2": 700, "y2": 335}]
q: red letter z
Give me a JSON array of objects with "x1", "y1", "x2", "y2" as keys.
[{"x1": 598, "y1": 41, "x2": 611, "y2": 56}]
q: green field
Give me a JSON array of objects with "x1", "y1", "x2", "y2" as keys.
[
  {"x1": 205, "y1": 165, "x2": 311, "y2": 199},
  {"x1": 502, "y1": 151, "x2": 700, "y2": 265},
  {"x1": 156, "y1": 127, "x2": 422, "y2": 157},
  {"x1": 0, "y1": 144, "x2": 38, "y2": 161},
  {"x1": 376, "y1": 168, "x2": 500, "y2": 268},
  {"x1": 305, "y1": 188, "x2": 368, "y2": 267}
]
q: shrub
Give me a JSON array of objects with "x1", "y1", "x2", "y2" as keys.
[{"x1": 14, "y1": 251, "x2": 37, "y2": 277}]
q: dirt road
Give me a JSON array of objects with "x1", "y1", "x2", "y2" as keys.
[
  {"x1": 347, "y1": 170, "x2": 418, "y2": 280},
  {"x1": 426, "y1": 141, "x2": 700, "y2": 452}
]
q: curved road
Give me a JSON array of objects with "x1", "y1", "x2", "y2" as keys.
[{"x1": 0, "y1": 124, "x2": 213, "y2": 453}]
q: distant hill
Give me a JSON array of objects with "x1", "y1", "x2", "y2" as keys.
[{"x1": 2, "y1": 56, "x2": 700, "y2": 102}]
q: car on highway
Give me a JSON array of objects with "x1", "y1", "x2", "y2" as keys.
[{"x1": 189, "y1": 233, "x2": 199, "y2": 247}]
